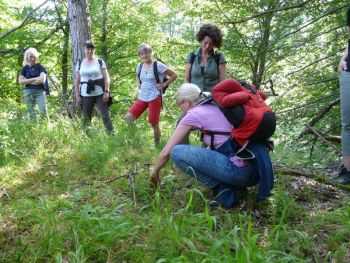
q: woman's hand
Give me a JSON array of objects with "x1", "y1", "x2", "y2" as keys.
[
  {"x1": 338, "y1": 47, "x2": 349, "y2": 72},
  {"x1": 156, "y1": 83, "x2": 166, "y2": 90},
  {"x1": 75, "y1": 94, "x2": 82, "y2": 105},
  {"x1": 103, "y1": 91, "x2": 110, "y2": 103},
  {"x1": 150, "y1": 173, "x2": 161, "y2": 189},
  {"x1": 339, "y1": 60, "x2": 348, "y2": 72}
]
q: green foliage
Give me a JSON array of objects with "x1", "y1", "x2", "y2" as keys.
[
  {"x1": 1, "y1": 98, "x2": 350, "y2": 262},
  {"x1": 1, "y1": 0, "x2": 350, "y2": 261}
]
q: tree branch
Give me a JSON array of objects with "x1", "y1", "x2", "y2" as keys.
[
  {"x1": 228, "y1": 0, "x2": 315, "y2": 24},
  {"x1": 0, "y1": 0, "x2": 50, "y2": 40}
]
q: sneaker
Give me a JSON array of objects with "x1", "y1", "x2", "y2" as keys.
[{"x1": 335, "y1": 166, "x2": 350, "y2": 185}]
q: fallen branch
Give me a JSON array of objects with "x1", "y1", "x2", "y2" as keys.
[
  {"x1": 306, "y1": 125, "x2": 341, "y2": 155},
  {"x1": 274, "y1": 166, "x2": 350, "y2": 192},
  {"x1": 298, "y1": 98, "x2": 340, "y2": 138}
]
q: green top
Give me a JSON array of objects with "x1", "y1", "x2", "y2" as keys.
[{"x1": 186, "y1": 48, "x2": 227, "y2": 92}]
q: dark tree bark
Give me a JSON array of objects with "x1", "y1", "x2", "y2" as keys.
[
  {"x1": 68, "y1": 0, "x2": 92, "y2": 81},
  {"x1": 61, "y1": 15, "x2": 70, "y2": 95}
]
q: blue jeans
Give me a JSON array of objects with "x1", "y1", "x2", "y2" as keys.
[
  {"x1": 171, "y1": 145, "x2": 259, "y2": 207},
  {"x1": 23, "y1": 89, "x2": 47, "y2": 121}
]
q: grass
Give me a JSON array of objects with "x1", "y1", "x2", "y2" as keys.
[{"x1": 0, "y1": 98, "x2": 350, "y2": 262}]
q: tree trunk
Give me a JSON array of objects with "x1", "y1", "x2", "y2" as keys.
[
  {"x1": 61, "y1": 15, "x2": 70, "y2": 95},
  {"x1": 100, "y1": 0, "x2": 109, "y2": 61},
  {"x1": 68, "y1": 0, "x2": 92, "y2": 82},
  {"x1": 251, "y1": 3, "x2": 275, "y2": 87}
]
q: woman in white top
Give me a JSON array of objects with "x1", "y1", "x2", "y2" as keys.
[
  {"x1": 74, "y1": 41, "x2": 114, "y2": 133},
  {"x1": 124, "y1": 43, "x2": 177, "y2": 145}
]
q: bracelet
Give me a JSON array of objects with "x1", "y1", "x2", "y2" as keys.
[{"x1": 104, "y1": 90, "x2": 110, "y2": 93}]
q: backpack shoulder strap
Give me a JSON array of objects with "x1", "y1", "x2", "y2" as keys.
[
  {"x1": 153, "y1": 60, "x2": 160, "y2": 84},
  {"x1": 98, "y1": 58, "x2": 103, "y2": 68},
  {"x1": 189, "y1": 51, "x2": 196, "y2": 64},
  {"x1": 213, "y1": 51, "x2": 221, "y2": 66},
  {"x1": 137, "y1": 62, "x2": 144, "y2": 84},
  {"x1": 78, "y1": 59, "x2": 83, "y2": 70},
  {"x1": 213, "y1": 51, "x2": 221, "y2": 75}
]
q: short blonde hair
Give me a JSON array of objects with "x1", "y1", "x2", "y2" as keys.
[
  {"x1": 176, "y1": 83, "x2": 205, "y2": 105},
  {"x1": 137, "y1": 43, "x2": 152, "y2": 55},
  {"x1": 23, "y1": 48, "x2": 40, "y2": 66}
]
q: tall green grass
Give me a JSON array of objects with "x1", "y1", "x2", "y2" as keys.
[{"x1": 1, "y1": 98, "x2": 350, "y2": 262}]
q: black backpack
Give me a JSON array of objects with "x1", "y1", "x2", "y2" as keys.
[{"x1": 137, "y1": 61, "x2": 169, "y2": 94}]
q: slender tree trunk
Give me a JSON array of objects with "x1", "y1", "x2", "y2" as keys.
[
  {"x1": 251, "y1": 2, "x2": 276, "y2": 87},
  {"x1": 61, "y1": 15, "x2": 70, "y2": 95}
]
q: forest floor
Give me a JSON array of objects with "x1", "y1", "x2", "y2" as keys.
[{"x1": 0, "y1": 100, "x2": 350, "y2": 262}]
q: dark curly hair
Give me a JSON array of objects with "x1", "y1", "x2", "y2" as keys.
[{"x1": 196, "y1": 24, "x2": 223, "y2": 48}]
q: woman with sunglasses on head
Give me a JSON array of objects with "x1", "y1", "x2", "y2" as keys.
[{"x1": 75, "y1": 41, "x2": 114, "y2": 134}]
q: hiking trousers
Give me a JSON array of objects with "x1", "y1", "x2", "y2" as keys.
[
  {"x1": 82, "y1": 94, "x2": 114, "y2": 133},
  {"x1": 340, "y1": 71, "x2": 350, "y2": 155}
]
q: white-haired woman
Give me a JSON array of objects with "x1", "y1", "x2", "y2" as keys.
[
  {"x1": 151, "y1": 83, "x2": 274, "y2": 208},
  {"x1": 124, "y1": 43, "x2": 177, "y2": 145},
  {"x1": 18, "y1": 47, "x2": 48, "y2": 121}
]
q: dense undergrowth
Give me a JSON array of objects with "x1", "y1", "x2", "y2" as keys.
[{"x1": 0, "y1": 98, "x2": 349, "y2": 262}]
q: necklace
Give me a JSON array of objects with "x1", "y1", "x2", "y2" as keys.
[{"x1": 143, "y1": 62, "x2": 152, "y2": 75}]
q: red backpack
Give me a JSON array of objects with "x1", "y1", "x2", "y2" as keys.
[{"x1": 211, "y1": 79, "x2": 276, "y2": 157}]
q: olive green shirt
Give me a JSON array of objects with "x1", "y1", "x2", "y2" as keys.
[{"x1": 186, "y1": 48, "x2": 227, "y2": 92}]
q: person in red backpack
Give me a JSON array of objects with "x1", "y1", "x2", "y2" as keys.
[{"x1": 211, "y1": 79, "x2": 276, "y2": 159}]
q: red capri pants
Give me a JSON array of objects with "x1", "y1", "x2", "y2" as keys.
[{"x1": 128, "y1": 96, "x2": 162, "y2": 125}]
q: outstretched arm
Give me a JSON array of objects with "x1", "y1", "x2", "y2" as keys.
[{"x1": 152, "y1": 124, "x2": 192, "y2": 179}]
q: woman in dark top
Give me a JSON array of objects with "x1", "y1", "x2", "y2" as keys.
[
  {"x1": 337, "y1": 7, "x2": 350, "y2": 185},
  {"x1": 18, "y1": 48, "x2": 48, "y2": 121}
]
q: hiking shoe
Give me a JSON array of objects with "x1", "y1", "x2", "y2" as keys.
[{"x1": 335, "y1": 167, "x2": 350, "y2": 185}]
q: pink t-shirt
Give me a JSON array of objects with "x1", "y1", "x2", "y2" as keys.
[{"x1": 179, "y1": 103, "x2": 248, "y2": 167}]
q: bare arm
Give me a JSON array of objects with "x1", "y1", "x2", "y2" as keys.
[
  {"x1": 136, "y1": 74, "x2": 141, "y2": 89},
  {"x1": 219, "y1": 63, "x2": 227, "y2": 82},
  {"x1": 18, "y1": 72, "x2": 45, "y2": 85},
  {"x1": 152, "y1": 124, "x2": 192, "y2": 177},
  {"x1": 102, "y1": 68, "x2": 111, "y2": 102},
  {"x1": 156, "y1": 68, "x2": 178, "y2": 90},
  {"x1": 184, "y1": 63, "x2": 192, "y2": 83},
  {"x1": 339, "y1": 46, "x2": 349, "y2": 72},
  {"x1": 102, "y1": 68, "x2": 110, "y2": 91}
]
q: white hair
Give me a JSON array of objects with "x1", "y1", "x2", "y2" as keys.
[
  {"x1": 23, "y1": 48, "x2": 40, "y2": 66},
  {"x1": 137, "y1": 43, "x2": 152, "y2": 55},
  {"x1": 176, "y1": 83, "x2": 206, "y2": 105}
]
